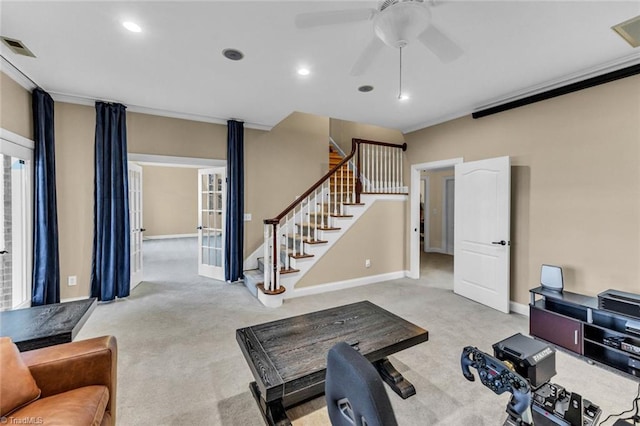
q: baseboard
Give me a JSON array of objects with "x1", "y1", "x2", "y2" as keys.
[
  {"x1": 61, "y1": 296, "x2": 90, "y2": 303},
  {"x1": 423, "y1": 247, "x2": 450, "y2": 254},
  {"x1": 510, "y1": 300, "x2": 529, "y2": 316},
  {"x1": 286, "y1": 271, "x2": 406, "y2": 299},
  {"x1": 144, "y1": 233, "x2": 197, "y2": 240}
]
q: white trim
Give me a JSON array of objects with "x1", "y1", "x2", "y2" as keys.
[
  {"x1": 0, "y1": 129, "x2": 34, "y2": 150},
  {"x1": 48, "y1": 92, "x2": 272, "y2": 131},
  {"x1": 128, "y1": 153, "x2": 225, "y2": 168},
  {"x1": 403, "y1": 52, "x2": 640, "y2": 133},
  {"x1": 285, "y1": 271, "x2": 406, "y2": 299},
  {"x1": 422, "y1": 175, "x2": 429, "y2": 253},
  {"x1": 1, "y1": 56, "x2": 37, "y2": 90},
  {"x1": 410, "y1": 159, "x2": 463, "y2": 279},
  {"x1": 510, "y1": 301, "x2": 530, "y2": 316},
  {"x1": 144, "y1": 233, "x2": 197, "y2": 240},
  {"x1": 61, "y1": 296, "x2": 90, "y2": 303}
]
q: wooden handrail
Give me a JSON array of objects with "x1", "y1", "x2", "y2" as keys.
[
  {"x1": 264, "y1": 138, "x2": 407, "y2": 225},
  {"x1": 264, "y1": 140, "x2": 357, "y2": 225},
  {"x1": 354, "y1": 139, "x2": 407, "y2": 151}
]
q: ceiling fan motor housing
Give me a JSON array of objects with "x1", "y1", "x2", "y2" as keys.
[{"x1": 374, "y1": 0, "x2": 431, "y2": 48}]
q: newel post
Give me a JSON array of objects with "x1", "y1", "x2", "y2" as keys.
[{"x1": 354, "y1": 139, "x2": 362, "y2": 204}]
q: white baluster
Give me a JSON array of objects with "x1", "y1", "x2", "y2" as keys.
[
  {"x1": 275, "y1": 224, "x2": 281, "y2": 291},
  {"x1": 400, "y1": 149, "x2": 404, "y2": 192},
  {"x1": 263, "y1": 224, "x2": 270, "y2": 291}
]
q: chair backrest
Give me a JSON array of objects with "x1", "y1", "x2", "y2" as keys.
[{"x1": 325, "y1": 342, "x2": 398, "y2": 426}]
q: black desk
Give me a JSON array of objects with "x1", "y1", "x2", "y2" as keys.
[
  {"x1": 0, "y1": 298, "x2": 97, "y2": 351},
  {"x1": 236, "y1": 300, "x2": 429, "y2": 426}
]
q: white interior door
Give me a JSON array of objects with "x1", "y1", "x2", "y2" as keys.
[
  {"x1": 198, "y1": 167, "x2": 226, "y2": 280},
  {"x1": 454, "y1": 156, "x2": 511, "y2": 313},
  {"x1": 128, "y1": 162, "x2": 143, "y2": 289},
  {"x1": 0, "y1": 135, "x2": 33, "y2": 310}
]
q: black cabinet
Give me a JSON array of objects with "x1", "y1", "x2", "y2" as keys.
[{"x1": 529, "y1": 287, "x2": 640, "y2": 380}]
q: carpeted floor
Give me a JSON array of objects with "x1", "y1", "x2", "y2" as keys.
[{"x1": 77, "y1": 238, "x2": 638, "y2": 425}]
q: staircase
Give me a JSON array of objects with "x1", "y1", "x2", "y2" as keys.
[{"x1": 244, "y1": 138, "x2": 407, "y2": 307}]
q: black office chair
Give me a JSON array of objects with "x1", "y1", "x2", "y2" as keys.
[{"x1": 325, "y1": 342, "x2": 398, "y2": 426}]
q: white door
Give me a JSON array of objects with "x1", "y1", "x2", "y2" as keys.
[
  {"x1": 454, "y1": 156, "x2": 511, "y2": 313},
  {"x1": 0, "y1": 133, "x2": 33, "y2": 309},
  {"x1": 198, "y1": 168, "x2": 226, "y2": 280},
  {"x1": 128, "y1": 162, "x2": 144, "y2": 289}
]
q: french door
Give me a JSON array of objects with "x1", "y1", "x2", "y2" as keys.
[
  {"x1": 128, "y1": 162, "x2": 143, "y2": 289},
  {"x1": 197, "y1": 168, "x2": 226, "y2": 281},
  {"x1": 0, "y1": 132, "x2": 33, "y2": 310}
]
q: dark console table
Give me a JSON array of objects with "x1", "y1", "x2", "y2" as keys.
[
  {"x1": 0, "y1": 298, "x2": 97, "y2": 351},
  {"x1": 236, "y1": 300, "x2": 429, "y2": 426},
  {"x1": 530, "y1": 287, "x2": 640, "y2": 379}
]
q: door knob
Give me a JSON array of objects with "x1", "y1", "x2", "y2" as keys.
[
  {"x1": 140, "y1": 228, "x2": 146, "y2": 232},
  {"x1": 196, "y1": 226, "x2": 203, "y2": 230},
  {"x1": 491, "y1": 240, "x2": 507, "y2": 246}
]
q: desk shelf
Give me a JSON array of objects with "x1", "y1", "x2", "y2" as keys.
[{"x1": 529, "y1": 286, "x2": 640, "y2": 381}]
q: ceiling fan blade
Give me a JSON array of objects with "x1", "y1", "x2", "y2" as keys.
[
  {"x1": 349, "y1": 37, "x2": 385, "y2": 77},
  {"x1": 295, "y1": 8, "x2": 376, "y2": 29},
  {"x1": 418, "y1": 24, "x2": 463, "y2": 63}
]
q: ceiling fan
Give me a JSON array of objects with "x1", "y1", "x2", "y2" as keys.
[{"x1": 295, "y1": 0, "x2": 463, "y2": 78}]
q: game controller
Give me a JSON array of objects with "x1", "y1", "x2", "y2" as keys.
[{"x1": 461, "y1": 346, "x2": 533, "y2": 424}]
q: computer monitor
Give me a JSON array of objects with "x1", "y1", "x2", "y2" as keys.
[{"x1": 541, "y1": 264, "x2": 563, "y2": 292}]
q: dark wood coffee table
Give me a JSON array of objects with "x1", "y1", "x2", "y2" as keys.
[
  {"x1": 236, "y1": 300, "x2": 429, "y2": 426},
  {"x1": 0, "y1": 298, "x2": 97, "y2": 351}
]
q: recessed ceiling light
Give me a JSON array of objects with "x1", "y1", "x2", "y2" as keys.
[
  {"x1": 297, "y1": 68, "x2": 310, "y2": 76},
  {"x1": 122, "y1": 21, "x2": 142, "y2": 33},
  {"x1": 223, "y1": 48, "x2": 244, "y2": 61},
  {"x1": 358, "y1": 85, "x2": 374, "y2": 93},
  {"x1": 399, "y1": 94, "x2": 410, "y2": 101}
]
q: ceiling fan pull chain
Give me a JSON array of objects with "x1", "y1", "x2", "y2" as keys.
[{"x1": 398, "y1": 45, "x2": 403, "y2": 100}]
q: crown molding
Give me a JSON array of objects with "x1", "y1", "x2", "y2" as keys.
[{"x1": 0, "y1": 55, "x2": 37, "y2": 91}]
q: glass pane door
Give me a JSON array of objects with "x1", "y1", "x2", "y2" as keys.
[
  {"x1": 0, "y1": 139, "x2": 33, "y2": 310},
  {"x1": 198, "y1": 167, "x2": 226, "y2": 281},
  {"x1": 128, "y1": 162, "x2": 143, "y2": 289}
]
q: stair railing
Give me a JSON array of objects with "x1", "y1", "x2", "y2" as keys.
[{"x1": 262, "y1": 138, "x2": 407, "y2": 293}]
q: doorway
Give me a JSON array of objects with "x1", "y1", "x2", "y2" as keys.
[
  {"x1": 409, "y1": 158, "x2": 462, "y2": 280},
  {"x1": 126, "y1": 154, "x2": 225, "y2": 286}
]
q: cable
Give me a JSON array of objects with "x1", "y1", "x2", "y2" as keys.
[{"x1": 598, "y1": 382, "x2": 640, "y2": 425}]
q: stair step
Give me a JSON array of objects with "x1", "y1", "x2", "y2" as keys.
[
  {"x1": 285, "y1": 233, "x2": 328, "y2": 245},
  {"x1": 298, "y1": 222, "x2": 341, "y2": 231},
  {"x1": 342, "y1": 203, "x2": 365, "y2": 206},
  {"x1": 308, "y1": 212, "x2": 353, "y2": 218},
  {"x1": 257, "y1": 257, "x2": 299, "y2": 275}
]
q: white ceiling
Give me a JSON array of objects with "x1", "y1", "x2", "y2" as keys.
[{"x1": 1, "y1": 1, "x2": 639, "y2": 133}]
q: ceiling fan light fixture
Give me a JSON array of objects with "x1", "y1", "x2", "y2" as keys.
[
  {"x1": 399, "y1": 93, "x2": 410, "y2": 101},
  {"x1": 297, "y1": 67, "x2": 310, "y2": 76},
  {"x1": 373, "y1": 2, "x2": 431, "y2": 48}
]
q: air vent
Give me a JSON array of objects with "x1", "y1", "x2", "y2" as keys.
[
  {"x1": 222, "y1": 48, "x2": 244, "y2": 61},
  {"x1": 1, "y1": 36, "x2": 36, "y2": 57},
  {"x1": 612, "y1": 15, "x2": 640, "y2": 48}
]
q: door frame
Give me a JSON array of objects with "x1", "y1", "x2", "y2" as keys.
[
  {"x1": 421, "y1": 176, "x2": 430, "y2": 253},
  {"x1": 409, "y1": 158, "x2": 463, "y2": 279},
  {"x1": 0, "y1": 129, "x2": 34, "y2": 309}
]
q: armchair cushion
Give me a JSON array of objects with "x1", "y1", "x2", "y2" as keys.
[
  {"x1": 0, "y1": 337, "x2": 41, "y2": 416},
  {"x1": 10, "y1": 385, "x2": 109, "y2": 426}
]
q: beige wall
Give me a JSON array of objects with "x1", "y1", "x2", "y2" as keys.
[
  {"x1": 55, "y1": 102, "x2": 95, "y2": 300},
  {"x1": 296, "y1": 199, "x2": 406, "y2": 288},
  {"x1": 330, "y1": 118, "x2": 405, "y2": 156},
  {"x1": 423, "y1": 169, "x2": 454, "y2": 249},
  {"x1": 405, "y1": 74, "x2": 640, "y2": 304},
  {"x1": 244, "y1": 112, "x2": 329, "y2": 256},
  {"x1": 1, "y1": 72, "x2": 33, "y2": 139},
  {"x1": 141, "y1": 166, "x2": 198, "y2": 237}
]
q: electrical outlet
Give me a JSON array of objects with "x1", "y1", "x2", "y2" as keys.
[
  {"x1": 68, "y1": 276, "x2": 77, "y2": 286},
  {"x1": 244, "y1": 213, "x2": 252, "y2": 221},
  {"x1": 365, "y1": 259, "x2": 371, "y2": 268}
]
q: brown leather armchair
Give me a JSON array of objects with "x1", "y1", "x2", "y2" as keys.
[{"x1": 3, "y1": 336, "x2": 117, "y2": 426}]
